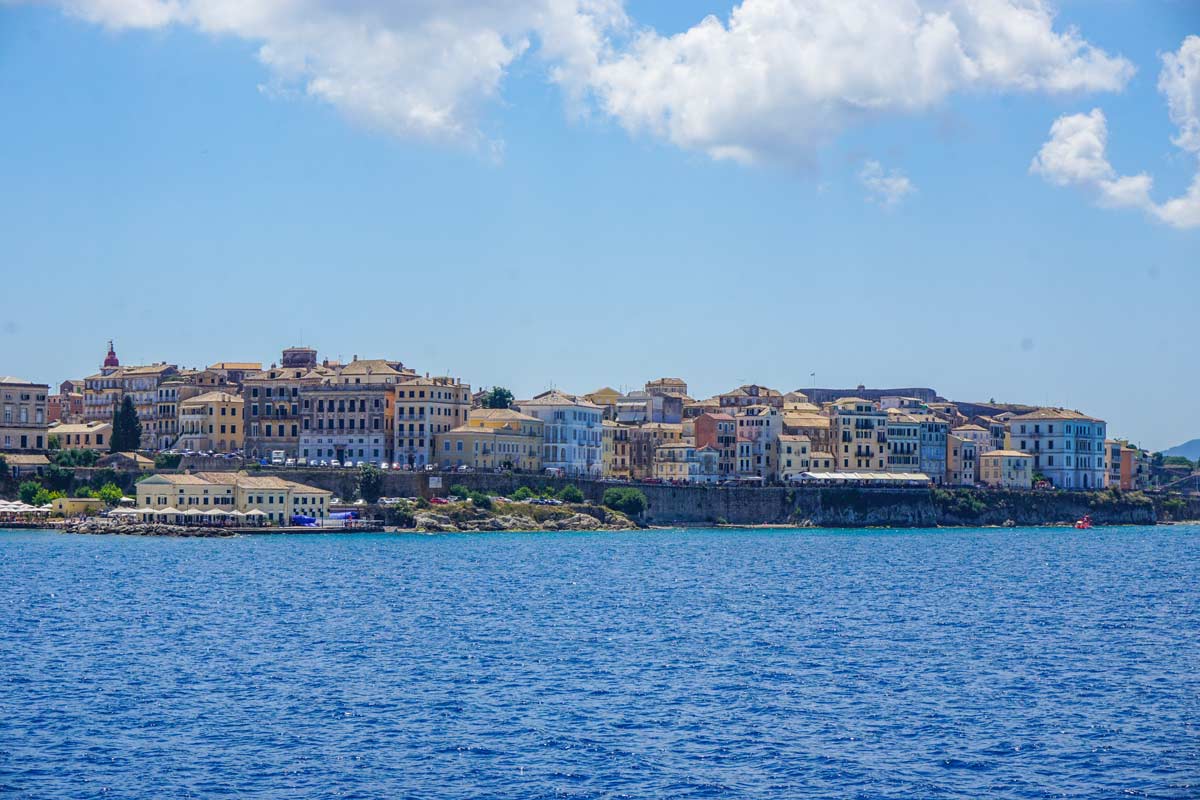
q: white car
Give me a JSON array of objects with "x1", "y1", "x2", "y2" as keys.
[
  {"x1": 380, "y1": 462, "x2": 390, "y2": 471},
  {"x1": 330, "y1": 459, "x2": 341, "y2": 468},
  {"x1": 285, "y1": 458, "x2": 296, "y2": 468}
]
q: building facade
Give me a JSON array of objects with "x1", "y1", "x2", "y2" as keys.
[
  {"x1": 693, "y1": 412, "x2": 737, "y2": 478},
  {"x1": 394, "y1": 375, "x2": 470, "y2": 468},
  {"x1": 0, "y1": 377, "x2": 49, "y2": 452},
  {"x1": 177, "y1": 391, "x2": 244, "y2": 453},
  {"x1": 48, "y1": 420, "x2": 111, "y2": 451},
  {"x1": 243, "y1": 348, "x2": 332, "y2": 459},
  {"x1": 434, "y1": 408, "x2": 544, "y2": 472},
  {"x1": 885, "y1": 410, "x2": 921, "y2": 472},
  {"x1": 978, "y1": 450, "x2": 1034, "y2": 489},
  {"x1": 1007, "y1": 408, "x2": 1107, "y2": 489},
  {"x1": 831, "y1": 398, "x2": 888, "y2": 471},
  {"x1": 136, "y1": 472, "x2": 332, "y2": 525},
  {"x1": 514, "y1": 390, "x2": 603, "y2": 476}
]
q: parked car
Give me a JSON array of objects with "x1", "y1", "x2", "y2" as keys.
[
  {"x1": 429, "y1": 497, "x2": 449, "y2": 505},
  {"x1": 285, "y1": 458, "x2": 296, "y2": 468},
  {"x1": 330, "y1": 459, "x2": 341, "y2": 468},
  {"x1": 380, "y1": 462, "x2": 390, "y2": 471}
]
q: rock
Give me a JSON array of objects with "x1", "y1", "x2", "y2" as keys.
[{"x1": 413, "y1": 512, "x2": 460, "y2": 532}]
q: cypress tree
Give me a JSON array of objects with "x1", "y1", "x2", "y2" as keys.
[{"x1": 110, "y1": 396, "x2": 143, "y2": 453}]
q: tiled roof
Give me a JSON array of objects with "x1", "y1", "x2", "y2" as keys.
[{"x1": 1008, "y1": 408, "x2": 1102, "y2": 422}]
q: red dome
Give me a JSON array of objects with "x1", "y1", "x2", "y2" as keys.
[{"x1": 103, "y1": 340, "x2": 119, "y2": 368}]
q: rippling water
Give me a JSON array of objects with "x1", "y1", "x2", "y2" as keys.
[{"x1": 1, "y1": 525, "x2": 1198, "y2": 799}]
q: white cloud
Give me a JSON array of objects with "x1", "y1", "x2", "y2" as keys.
[
  {"x1": 36, "y1": 0, "x2": 1130, "y2": 163},
  {"x1": 46, "y1": 0, "x2": 627, "y2": 146},
  {"x1": 859, "y1": 160, "x2": 916, "y2": 206},
  {"x1": 1031, "y1": 37, "x2": 1200, "y2": 230},
  {"x1": 585, "y1": 0, "x2": 1133, "y2": 164}
]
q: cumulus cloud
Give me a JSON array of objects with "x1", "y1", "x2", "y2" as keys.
[
  {"x1": 859, "y1": 161, "x2": 916, "y2": 206},
  {"x1": 47, "y1": 0, "x2": 627, "y2": 146},
  {"x1": 35, "y1": 0, "x2": 1130, "y2": 163},
  {"x1": 586, "y1": 0, "x2": 1133, "y2": 164},
  {"x1": 1031, "y1": 36, "x2": 1200, "y2": 229}
]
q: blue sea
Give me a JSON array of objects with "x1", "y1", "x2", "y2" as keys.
[{"x1": 1, "y1": 525, "x2": 1198, "y2": 799}]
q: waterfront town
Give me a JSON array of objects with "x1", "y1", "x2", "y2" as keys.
[
  {"x1": 2, "y1": 338, "x2": 1195, "y2": 533},
  {"x1": 2, "y1": 341, "x2": 1186, "y2": 523}
]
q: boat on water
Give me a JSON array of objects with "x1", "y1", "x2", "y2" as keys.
[{"x1": 1074, "y1": 514, "x2": 1094, "y2": 530}]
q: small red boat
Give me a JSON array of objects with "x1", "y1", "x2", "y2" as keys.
[{"x1": 1074, "y1": 514, "x2": 1094, "y2": 530}]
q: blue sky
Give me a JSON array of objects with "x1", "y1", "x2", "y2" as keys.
[{"x1": 0, "y1": 1, "x2": 1197, "y2": 450}]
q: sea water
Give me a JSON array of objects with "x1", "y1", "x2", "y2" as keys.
[{"x1": 1, "y1": 525, "x2": 1197, "y2": 798}]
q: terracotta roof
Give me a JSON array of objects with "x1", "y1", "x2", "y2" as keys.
[
  {"x1": 952, "y1": 424, "x2": 987, "y2": 432},
  {"x1": 1008, "y1": 407, "x2": 1103, "y2": 423},
  {"x1": 468, "y1": 408, "x2": 541, "y2": 424},
  {"x1": 181, "y1": 391, "x2": 242, "y2": 405},
  {"x1": 208, "y1": 362, "x2": 262, "y2": 370},
  {"x1": 517, "y1": 390, "x2": 600, "y2": 409},
  {"x1": 3, "y1": 454, "x2": 50, "y2": 465}
]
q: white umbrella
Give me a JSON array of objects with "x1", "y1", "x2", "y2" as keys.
[{"x1": 228, "y1": 509, "x2": 246, "y2": 517}]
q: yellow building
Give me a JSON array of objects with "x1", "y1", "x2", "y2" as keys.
[
  {"x1": 584, "y1": 387, "x2": 623, "y2": 419},
  {"x1": 601, "y1": 419, "x2": 617, "y2": 477},
  {"x1": 51, "y1": 497, "x2": 106, "y2": 517},
  {"x1": 978, "y1": 450, "x2": 1033, "y2": 489},
  {"x1": 48, "y1": 420, "x2": 111, "y2": 451},
  {"x1": 433, "y1": 408, "x2": 544, "y2": 471},
  {"x1": 946, "y1": 433, "x2": 978, "y2": 486},
  {"x1": 831, "y1": 397, "x2": 888, "y2": 471},
  {"x1": 777, "y1": 434, "x2": 813, "y2": 481},
  {"x1": 136, "y1": 472, "x2": 331, "y2": 525},
  {"x1": 395, "y1": 375, "x2": 471, "y2": 468},
  {"x1": 177, "y1": 391, "x2": 245, "y2": 453}
]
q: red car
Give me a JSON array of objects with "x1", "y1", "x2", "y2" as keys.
[{"x1": 429, "y1": 496, "x2": 449, "y2": 505}]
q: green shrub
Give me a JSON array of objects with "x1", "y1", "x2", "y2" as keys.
[
  {"x1": 76, "y1": 487, "x2": 96, "y2": 498},
  {"x1": 511, "y1": 486, "x2": 535, "y2": 501},
  {"x1": 449, "y1": 483, "x2": 471, "y2": 499},
  {"x1": 602, "y1": 487, "x2": 647, "y2": 517},
  {"x1": 558, "y1": 484, "x2": 585, "y2": 503}
]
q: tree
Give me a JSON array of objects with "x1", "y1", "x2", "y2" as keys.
[
  {"x1": 96, "y1": 483, "x2": 124, "y2": 506},
  {"x1": 602, "y1": 487, "x2": 647, "y2": 517},
  {"x1": 48, "y1": 435, "x2": 61, "y2": 451},
  {"x1": 33, "y1": 488, "x2": 65, "y2": 507},
  {"x1": 511, "y1": 486, "x2": 535, "y2": 501},
  {"x1": 110, "y1": 396, "x2": 142, "y2": 452},
  {"x1": 558, "y1": 484, "x2": 585, "y2": 503},
  {"x1": 358, "y1": 464, "x2": 384, "y2": 504},
  {"x1": 19, "y1": 481, "x2": 41, "y2": 505},
  {"x1": 76, "y1": 487, "x2": 96, "y2": 498},
  {"x1": 484, "y1": 387, "x2": 514, "y2": 410}
]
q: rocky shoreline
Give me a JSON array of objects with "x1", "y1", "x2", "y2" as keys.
[
  {"x1": 407, "y1": 510, "x2": 635, "y2": 533},
  {"x1": 59, "y1": 520, "x2": 239, "y2": 537}
]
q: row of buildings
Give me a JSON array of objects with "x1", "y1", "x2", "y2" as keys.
[{"x1": 3, "y1": 343, "x2": 1155, "y2": 492}]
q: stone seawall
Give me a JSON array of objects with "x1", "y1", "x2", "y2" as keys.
[
  {"x1": 44, "y1": 463, "x2": 1185, "y2": 528},
  {"x1": 267, "y1": 470, "x2": 1168, "y2": 527}
]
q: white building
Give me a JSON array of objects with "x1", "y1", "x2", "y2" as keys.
[
  {"x1": 1007, "y1": 408, "x2": 1107, "y2": 489},
  {"x1": 514, "y1": 390, "x2": 603, "y2": 476},
  {"x1": 734, "y1": 405, "x2": 782, "y2": 478}
]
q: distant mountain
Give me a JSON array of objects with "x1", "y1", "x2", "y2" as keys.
[{"x1": 1163, "y1": 439, "x2": 1200, "y2": 460}]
